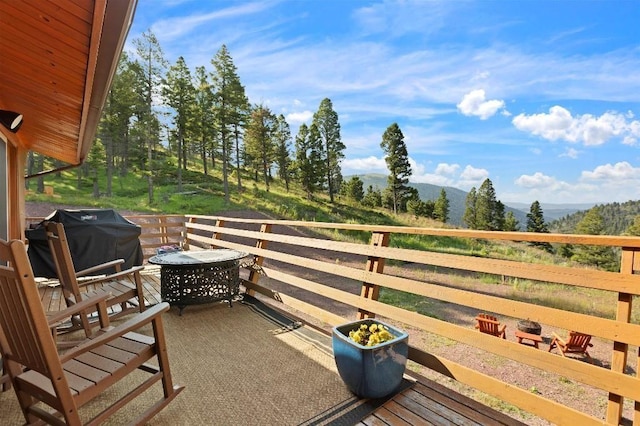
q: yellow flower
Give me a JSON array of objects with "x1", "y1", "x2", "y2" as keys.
[{"x1": 348, "y1": 322, "x2": 395, "y2": 346}]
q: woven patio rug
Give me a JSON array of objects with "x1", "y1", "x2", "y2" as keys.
[{"x1": 0, "y1": 295, "x2": 412, "y2": 425}]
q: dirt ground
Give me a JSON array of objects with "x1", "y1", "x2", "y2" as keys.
[{"x1": 24, "y1": 202, "x2": 637, "y2": 425}]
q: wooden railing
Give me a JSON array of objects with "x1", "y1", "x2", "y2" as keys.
[{"x1": 27, "y1": 213, "x2": 640, "y2": 425}]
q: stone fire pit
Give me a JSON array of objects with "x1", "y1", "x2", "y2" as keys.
[{"x1": 517, "y1": 320, "x2": 542, "y2": 335}]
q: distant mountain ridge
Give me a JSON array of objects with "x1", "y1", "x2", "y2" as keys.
[
  {"x1": 507, "y1": 202, "x2": 595, "y2": 221},
  {"x1": 350, "y1": 174, "x2": 600, "y2": 228},
  {"x1": 352, "y1": 174, "x2": 529, "y2": 227}
]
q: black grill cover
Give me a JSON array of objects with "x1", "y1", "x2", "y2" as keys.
[{"x1": 27, "y1": 209, "x2": 143, "y2": 278}]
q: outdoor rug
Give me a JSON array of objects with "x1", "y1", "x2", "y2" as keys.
[{"x1": 0, "y1": 295, "x2": 413, "y2": 425}]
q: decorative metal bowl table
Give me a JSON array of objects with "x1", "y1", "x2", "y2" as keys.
[{"x1": 148, "y1": 249, "x2": 248, "y2": 315}]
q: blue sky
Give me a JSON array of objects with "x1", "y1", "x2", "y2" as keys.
[{"x1": 128, "y1": 0, "x2": 640, "y2": 206}]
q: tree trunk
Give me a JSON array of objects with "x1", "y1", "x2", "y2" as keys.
[
  {"x1": 147, "y1": 140, "x2": 154, "y2": 204},
  {"x1": 235, "y1": 125, "x2": 242, "y2": 191}
]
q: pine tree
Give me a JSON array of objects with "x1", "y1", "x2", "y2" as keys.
[
  {"x1": 294, "y1": 123, "x2": 325, "y2": 199},
  {"x1": 273, "y1": 114, "x2": 293, "y2": 191},
  {"x1": 86, "y1": 140, "x2": 106, "y2": 198},
  {"x1": 503, "y1": 211, "x2": 519, "y2": 231},
  {"x1": 624, "y1": 215, "x2": 640, "y2": 236},
  {"x1": 526, "y1": 200, "x2": 552, "y2": 251},
  {"x1": 380, "y1": 123, "x2": 412, "y2": 214},
  {"x1": 493, "y1": 200, "x2": 505, "y2": 231},
  {"x1": 526, "y1": 201, "x2": 548, "y2": 233},
  {"x1": 463, "y1": 187, "x2": 477, "y2": 229},
  {"x1": 475, "y1": 178, "x2": 498, "y2": 230},
  {"x1": 433, "y1": 188, "x2": 450, "y2": 223},
  {"x1": 132, "y1": 30, "x2": 167, "y2": 205},
  {"x1": 193, "y1": 66, "x2": 215, "y2": 176},
  {"x1": 342, "y1": 176, "x2": 364, "y2": 202},
  {"x1": 211, "y1": 45, "x2": 247, "y2": 205},
  {"x1": 99, "y1": 52, "x2": 137, "y2": 196},
  {"x1": 163, "y1": 56, "x2": 195, "y2": 193},
  {"x1": 245, "y1": 105, "x2": 276, "y2": 191},
  {"x1": 572, "y1": 207, "x2": 618, "y2": 271},
  {"x1": 312, "y1": 98, "x2": 344, "y2": 203},
  {"x1": 362, "y1": 185, "x2": 382, "y2": 208}
]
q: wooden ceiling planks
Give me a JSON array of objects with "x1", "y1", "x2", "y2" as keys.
[{"x1": 0, "y1": 0, "x2": 136, "y2": 166}]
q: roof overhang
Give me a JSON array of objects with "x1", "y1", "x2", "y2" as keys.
[{"x1": 0, "y1": 0, "x2": 137, "y2": 165}]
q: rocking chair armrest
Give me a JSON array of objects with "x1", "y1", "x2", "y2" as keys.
[
  {"x1": 59, "y1": 302, "x2": 170, "y2": 363},
  {"x1": 46, "y1": 291, "x2": 111, "y2": 326},
  {"x1": 78, "y1": 265, "x2": 145, "y2": 287},
  {"x1": 76, "y1": 259, "x2": 125, "y2": 277}
]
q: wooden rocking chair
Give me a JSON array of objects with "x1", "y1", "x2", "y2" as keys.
[
  {"x1": 45, "y1": 221, "x2": 146, "y2": 337},
  {"x1": 0, "y1": 238, "x2": 184, "y2": 425},
  {"x1": 475, "y1": 313, "x2": 507, "y2": 339},
  {"x1": 549, "y1": 331, "x2": 594, "y2": 363}
]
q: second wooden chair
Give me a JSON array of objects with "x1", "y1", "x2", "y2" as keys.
[
  {"x1": 549, "y1": 331, "x2": 594, "y2": 363},
  {"x1": 45, "y1": 221, "x2": 146, "y2": 337}
]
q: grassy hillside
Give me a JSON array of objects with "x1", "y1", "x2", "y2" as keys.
[
  {"x1": 26, "y1": 161, "x2": 572, "y2": 265},
  {"x1": 26, "y1": 164, "x2": 421, "y2": 229}
]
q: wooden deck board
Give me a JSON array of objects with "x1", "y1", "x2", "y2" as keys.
[
  {"x1": 361, "y1": 379, "x2": 526, "y2": 426},
  {"x1": 38, "y1": 265, "x2": 526, "y2": 426}
]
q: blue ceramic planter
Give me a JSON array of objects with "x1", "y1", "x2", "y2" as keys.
[{"x1": 332, "y1": 319, "x2": 408, "y2": 399}]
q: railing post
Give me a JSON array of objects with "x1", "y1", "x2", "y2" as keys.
[
  {"x1": 184, "y1": 216, "x2": 197, "y2": 250},
  {"x1": 210, "y1": 219, "x2": 225, "y2": 248},
  {"x1": 180, "y1": 215, "x2": 188, "y2": 250},
  {"x1": 245, "y1": 223, "x2": 272, "y2": 297},
  {"x1": 358, "y1": 231, "x2": 390, "y2": 320},
  {"x1": 158, "y1": 216, "x2": 169, "y2": 246},
  {"x1": 606, "y1": 247, "x2": 635, "y2": 424}
]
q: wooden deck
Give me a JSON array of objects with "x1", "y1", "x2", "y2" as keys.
[{"x1": 36, "y1": 265, "x2": 526, "y2": 426}]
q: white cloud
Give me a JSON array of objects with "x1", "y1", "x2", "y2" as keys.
[
  {"x1": 407, "y1": 157, "x2": 425, "y2": 176},
  {"x1": 623, "y1": 119, "x2": 640, "y2": 146},
  {"x1": 457, "y1": 165, "x2": 489, "y2": 189},
  {"x1": 529, "y1": 147, "x2": 542, "y2": 155},
  {"x1": 515, "y1": 172, "x2": 558, "y2": 189},
  {"x1": 512, "y1": 106, "x2": 573, "y2": 141},
  {"x1": 286, "y1": 111, "x2": 313, "y2": 124},
  {"x1": 151, "y1": 2, "x2": 273, "y2": 40},
  {"x1": 457, "y1": 89, "x2": 506, "y2": 120},
  {"x1": 410, "y1": 162, "x2": 460, "y2": 186},
  {"x1": 507, "y1": 164, "x2": 640, "y2": 204},
  {"x1": 560, "y1": 147, "x2": 579, "y2": 159},
  {"x1": 434, "y1": 163, "x2": 460, "y2": 176},
  {"x1": 580, "y1": 161, "x2": 640, "y2": 181},
  {"x1": 341, "y1": 156, "x2": 387, "y2": 174},
  {"x1": 511, "y1": 172, "x2": 582, "y2": 203},
  {"x1": 411, "y1": 173, "x2": 454, "y2": 186},
  {"x1": 512, "y1": 106, "x2": 640, "y2": 146}
]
